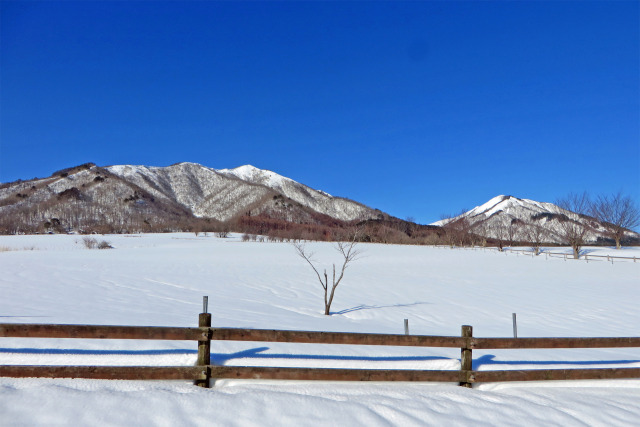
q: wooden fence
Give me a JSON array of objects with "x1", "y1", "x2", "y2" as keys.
[
  {"x1": 502, "y1": 247, "x2": 639, "y2": 262},
  {"x1": 1, "y1": 313, "x2": 640, "y2": 388}
]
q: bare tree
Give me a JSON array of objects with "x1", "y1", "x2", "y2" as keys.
[
  {"x1": 439, "y1": 216, "x2": 457, "y2": 248},
  {"x1": 491, "y1": 221, "x2": 508, "y2": 251},
  {"x1": 590, "y1": 192, "x2": 640, "y2": 249},
  {"x1": 293, "y1": 229, "x2": 362, "y2": 315},
  {"x1": 522, "y1": 221, "x2": 550, "y2": 255},
  {"x1": 555, "y1": 192, "x2": 592, "y2": 259},
  {"x1": 439, "y1": 212, "x2": 472, "y2": 247},
  {"x1": 469, "y1": 220, "x2": 489, "y2": 247},
  {"x1": 506, "y1": 219, "x2": 523, "y2": 247}
]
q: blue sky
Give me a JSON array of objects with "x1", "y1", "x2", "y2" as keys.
[{"x1": 1, "y1": 1, "x2": 638, "y2": 224}]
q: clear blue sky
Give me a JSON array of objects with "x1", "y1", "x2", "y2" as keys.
[{"x1": 1, "y1": 1, "x2": 638, "y2": 224}]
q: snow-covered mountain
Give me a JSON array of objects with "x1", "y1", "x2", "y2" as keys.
[
  {"x1": 0, "y1": 162, "x2": 383, "y2": 234},
  {"x1": 432, "y1": 195, "x2": 637, "y2": 243},
  {"x1": 106, "y1": 163, "x2": 378, "y2": 222}
]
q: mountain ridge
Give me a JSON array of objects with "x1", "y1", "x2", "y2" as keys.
[
  {"x1": 0, "y1": 162, "x2": 384, "y2": 235},
  {"x1": 432, "y1": 194, "x2": 639, "y2": 244}
]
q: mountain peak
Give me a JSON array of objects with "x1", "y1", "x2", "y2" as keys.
[
  {"x1": 429, "y1": 194, "x2": 637, "y2": 243},
  {"x1": 103, "y1": 162, "x2": 370, "y2": 221}
]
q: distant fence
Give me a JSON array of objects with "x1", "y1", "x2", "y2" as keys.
[
  {"x1": 434, "y1": 245, "x2": 639, "y2": 262},
  {"x1": 1, "y1": 306, "x2": 640, "y2": 388},
  {"x1": 504, "y1": 247, "x2": 638, "y2": 262}
]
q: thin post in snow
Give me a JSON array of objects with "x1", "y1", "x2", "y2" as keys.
[
  {"x1": 404, "y1": 319, "x2": 409, "y2": 335},
  {"x1": 512, "y1": 313, "x2": 518, "y2": 339}
]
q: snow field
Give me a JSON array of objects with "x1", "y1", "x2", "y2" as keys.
[{"x1": 0, "y1": 233, "x2": 639, "y2": 425}]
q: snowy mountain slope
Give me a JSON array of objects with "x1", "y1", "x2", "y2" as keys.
[
  {"x1": 0, "y1": 162, "x2": 383, "y2": 233},
  {"x1": 105, "y1": 163, "x2": 275, "y2": 221},
  {"x1": 432, "y1": 195, "x2": 638, "y2": 243},
  {"x1": 0, "y1": 163, "x2": 195, "y2": 233},
  {"x1": 218, "y1": 165, "x2": 375, "y2": 221},
  {"x1": 105, "y1": 162, "x2": 380, "y2": 222}
]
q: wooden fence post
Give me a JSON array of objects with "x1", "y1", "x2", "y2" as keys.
[
  {"x1": 459, "y1": 325, "x2": 473, "y2": 388},
  {"x1": 195, "y1": 296, "x2": 212, "y2": 388}
]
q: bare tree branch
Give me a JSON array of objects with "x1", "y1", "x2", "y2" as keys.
[
  {"x1": 555, "y1": 192, "x2": 592, "y2": 259},
  {"x1": 293, "y1": 227, "x2": 363, "y2": 315},
  {"x1": 293, "y1": 243, "x2": 326, "y2": 291},
  {"x1": 590, "y1": 192, "x2": 640, "y2": 249}
]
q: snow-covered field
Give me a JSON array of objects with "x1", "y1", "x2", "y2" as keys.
[{"x1": 1, "y1": 233, "x2": 639, "y2": 426}]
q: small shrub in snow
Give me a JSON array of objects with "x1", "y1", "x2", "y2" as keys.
[
  {"x1": 97, "y1": 240, "x2": 113, "y2": 249},
  {"x1": 82, "y1": 237, "x2": 113, "y2": 249},
  {"x1": 82, "y1": 237, "x2": 98, "y2": 249}
]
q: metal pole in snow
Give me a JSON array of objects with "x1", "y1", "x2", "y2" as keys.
[
  {"x1": 203, "y1": 296, "x2": 208, "y2": 314},
  {"x1": 512, "y1": 313, "x2": 518, "y2": 338},
  {"x1": 404, "y1": 319, "x2": 409, "y2": 335}
]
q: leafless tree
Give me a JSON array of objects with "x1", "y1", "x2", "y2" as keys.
[
  {"x1": 506, "y1": 219, "x2": 523, "y2": 247},
  {"x1": 439, "y1": 212, "x2": 472, "y2": 247},
  {"x1": 439, "y1": 215, "x2": 457, "y2": 248},
  {"x1": 555, "y1": 192, "x2": 592, "y2": 259},
  {"x1": 293, "y1": 228, "x2": 362, "y2": 315},
  {"x1": 590, "y1": 192, "x2": 640, "y2": 249},
  {"x1": 470, "y1": 220, "x2": 489, "y2": 247},
  {"x1": 491, "y1": 221, "x2": 508, "y2": 251},
  {"x1": 522, "y1": 221, "x2": 550, "y2": 255}
]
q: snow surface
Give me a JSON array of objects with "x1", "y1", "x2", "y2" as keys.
[
  {"x1": 218, "y1": 165, "x2": 290, "y2": 190},
  {"x1": 1, "y1": 234, "x2": 639, "y2": 425}
]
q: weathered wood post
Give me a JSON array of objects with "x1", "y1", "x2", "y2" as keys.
[
  {"x1": 195, "y1": 296, "x2": 212, "y2": 388},
  {"x1": 459, "y1": 325, "x2": 473, "y2": 388}
]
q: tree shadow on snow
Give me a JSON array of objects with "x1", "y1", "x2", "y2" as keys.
[
  {"x1": 473, "y1": 354, "x2": 640, "y2": 370},
  {"x1": 334, "y1": 301, "x2": 431, "y2": 315}
]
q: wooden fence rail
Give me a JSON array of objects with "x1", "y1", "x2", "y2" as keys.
[
  {"x1": 0, "y1": 323, "x2": 207, "y2": 341},
  {"x1": 2, "y1": 307, "x2": 640, "y2": 388},
  {"x1": 5, "y1": 323, "x2": 639, "y2": 350}
]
